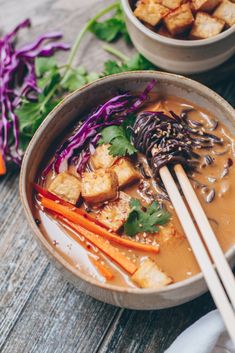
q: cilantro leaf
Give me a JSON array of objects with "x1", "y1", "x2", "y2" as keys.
[
  {"x1": 90, "y1": 18, "x2": 123, "y2": 42},
  {"x1": 103, "y1": 53, "x2": 156, "y2": 76},
  {"x1": 108, "y1": 135, "x2": 137, "y2": 157},
  {"x1": 86, "y1": 72, "x2": 99, "y2": 82},
  {"x1": 35, "y1": 57, "x2": 57, "y2": 77},
  {"x1": 16, "y1": 94, "x2": 60, "y2": 150},
  {"x1": 124, "y1": 199, "x2": 171, "y2": 237},
  {"x1": 61, "y1": 67, "x2": 99, "y2": 91},
  {"x1": 98, "y1": 125, "x2": 123, "y2": 145},
  {"x1": 89, "y1": 5, "x2": 131, "y2": 44},
  {"x1": 98, "y1": 116, "x2": 137, "y2": 157},
  {"x1": 103, "y1": 60, "x2": 123, "y2": 75}
]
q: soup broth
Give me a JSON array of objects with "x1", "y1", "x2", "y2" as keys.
[{"x1": 34, "y1": 94, "x2": 235, "y2": 289}]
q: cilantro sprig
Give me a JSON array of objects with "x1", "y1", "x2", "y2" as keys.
[
  {"x1": 89, "y1": 4, "x2": 131, "y2": 44},
  {"x1": 124, "y1": 199, "x2": 171, "y2": 237},
  {"x1": 98, "y1": 115, "x2": 137, "y2": 157}
]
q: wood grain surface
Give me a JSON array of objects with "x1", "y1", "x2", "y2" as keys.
[{"x1": 0, "y1": 1, "x2": 234, "y2": 352}]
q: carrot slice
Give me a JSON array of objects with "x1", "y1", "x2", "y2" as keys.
[
  {"x1": 0, "y1": 152, "x2": 6, "y2": 175},
  {"x1": 89, "y1": 257, "x2": 114, "y2": 281},
  {"x1": 41, "y1": 197, "x2": 159, "y2": 254},
  {"x1": 60, "y1": 217, "x2": 137, "y2": 275},
  {"x1": 33, "y1": 183, "x2": 59, "y2": 201}
]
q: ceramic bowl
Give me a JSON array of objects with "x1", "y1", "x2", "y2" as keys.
[
  {"x1": 121, "y1": 0, "x2": 235, "y2": 74},
  {"x1": 20, "y1": 71, "x2": 235, "y2": 309}
]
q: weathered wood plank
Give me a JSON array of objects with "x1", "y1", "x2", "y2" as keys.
[
  {"x1": 1, "y1": 264, "x2": 119, "y2": 353},
  {"x1": 98, "y1": 293, "x2": 215, "y2": 353},
  {"x1": 0, "y1": 172, "x2": 49, "y2": 348}
]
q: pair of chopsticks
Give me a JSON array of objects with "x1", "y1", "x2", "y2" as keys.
[{"x1": 160, "y1": 164, "x2": 235, "y2": 345}]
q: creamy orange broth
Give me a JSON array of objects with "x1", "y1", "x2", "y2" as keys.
[{"x1": 34, "y1": 95, "x2": 235, "y2": 288}]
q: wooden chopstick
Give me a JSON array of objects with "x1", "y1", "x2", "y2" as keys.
[
  {"x1": 159, "y1": 166, "x2": 235, "y2": 345},
  {"x1": 174, "y1": 164, "x2": 235, "y2": 309}
]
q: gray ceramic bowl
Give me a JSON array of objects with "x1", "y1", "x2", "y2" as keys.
[
  {"x1": 20, "y1": 72, "x2": 235, "y2": 310},
  {"x1": 121, "y1": 0, "x2": 235, "y2": 74}
]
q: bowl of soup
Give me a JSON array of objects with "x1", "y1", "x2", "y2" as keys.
[
  {"x1": 121, "y1": 0, "x2": 235, "y2": 74},
  {"x1": 20, "y1": 71, "x2": 235, "y2": 309}
]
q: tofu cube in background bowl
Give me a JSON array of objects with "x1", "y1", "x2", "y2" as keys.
[
  {"x1": 190, "y1": 12, "x2": 225, "y2": 39},
  {"x1": 121, "y1": 0, "x2": 235, "y2": 73},
  {"x1": 191, "y1": 0, "x2": 221, "y2": 12},
  {"x1": 163, "y1": 3, "x2": 194, "y2": 35},
  {"x1": 134, "y1": 1, "x2": 169, "y2": 26},
  {"x1": 160, "y1": 0, "x2": 184, "y2": 10},
  {"x1": 213, "y1": 0, "x2": 235, "y2": 27}
]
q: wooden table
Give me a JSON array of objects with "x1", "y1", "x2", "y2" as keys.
[{"x1": 0, "y1": 1, "x2": 234, "y2": 352}]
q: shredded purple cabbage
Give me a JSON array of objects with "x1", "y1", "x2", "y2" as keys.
[
  {"x1": 0, "y1": 19, "x2": 69, "y2": 169},
  {"x1": 46, "y1": 79, "x2": 156, "y2": 175}
]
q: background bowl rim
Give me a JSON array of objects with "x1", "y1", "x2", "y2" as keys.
[
  {"x1": 121, "y1": 0, "x2": 235, "y2": 48},
  {"x1": 20, "y1": 70, "x2": 235, "y2": 296}
]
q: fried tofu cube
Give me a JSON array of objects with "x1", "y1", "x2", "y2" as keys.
[
  {"x1": 190, "y1": 12, "x2": 224, "y2": 38},
  {"x1": 160, "y1": 0, "x2": 183, "y2": 10},
  {"x1": 96, "y1": 192, "x2": 131, "y2": 231},
  {"x1": 90, "y1": 144, "x2": 118, "y2": 170},
  {"x1": 157, "y1": 223, "x2": 184, "y2": 245},
  {"x1": 48, "y1": 172, "x2": 81, "y2": 205},
  {"x1": 191, "y1": 0, "x2": 221, "y2": 12},
  {"x1": 163, "y1": 3, "x2": 194, "y2": 35},
  {"x1": 134, "y1": 0, "x2": 169, "y2": 26},
  {"x1": 132, "y1": 258, "x2": 173, "y2": 289},
  {"x1": 81, "y1": 169, "x2": 118, "y2": 205},
  {"x1": 213, "y1": 0, "x2": 235, "y2": 26},
  {"x1": 111, "y1": 158, "x2": 141, "y2": 189}
]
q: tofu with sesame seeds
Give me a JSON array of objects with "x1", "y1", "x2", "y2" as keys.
[
  {"x1": 191, "y1": 0, "x2": 221, "y2": 12},
  {"x1": 90, "y1": 144, "x2": 118, "y2": 170},
  {"x1": 81, "y1": 169, "x2": 118, "y2": 205},
  {"x1": 157, "y1": 223, "x2": 185, "y2": 245},
  {"x1": 134, "y1": 0, "x2": 170, "y2": 26},
  {"x1": 190, "y1": 12, "x2": 224, "y2": 38},
  {"x1": 163, "y1": 3, "x2": 194, "y2": 35},
  {"x1": 48, "y1": 172, "x2": 81, "y2": 205},
  {"x1": 96, "y1": 192, "x2": 131, "y2": 231},
  {"x1": 132, "y1": 258, "x2": 173, "y2": 288},
  {"x1": 111, "y1": 158, "x2": 141, "y2": 189},
  {"x1": 213, "y1": 0, "x2": 235, "y2": 27}
]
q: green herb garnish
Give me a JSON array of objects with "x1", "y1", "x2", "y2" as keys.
[
  {"x1": 98, "y1": 115, "x2": 137, "y2": 157},
  {"x1": 102, "y1": 50, "x2": 156, "y2": 76},
  {"x1": 89, "y1": 4, "x2": 131, "y2": 44},
  {"x1": 124, "y1": 199, "x2": 171, "y2": 237}
]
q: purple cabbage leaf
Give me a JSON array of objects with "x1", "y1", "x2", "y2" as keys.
[{"x1": 0, "y1": 19, "x2": 69, "y2": 170}]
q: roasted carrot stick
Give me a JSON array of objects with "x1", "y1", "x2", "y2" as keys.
[
  {"x1": 41, "y1": 197, "x2": 159, "y2": 254},
  {"x1": 0, "y1": 152, "x2": 6, "y2": 176},
  {"x1": 33, "y1": 183, "x2": 59, "y2": 200},
  {"x1": 60, "y1": 216, "x2": 137, "y2": 274},
  {"x1": 89, "y1": 257, "x2": 114, "y2": 281}
]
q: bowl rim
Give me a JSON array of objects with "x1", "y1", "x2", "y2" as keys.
[
  {"x1": 20, "y1": 70, "x2": 235, "y2": 296},
  {"x1": 121, "y1": 0, "x2": 235, "y2": 48}
]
